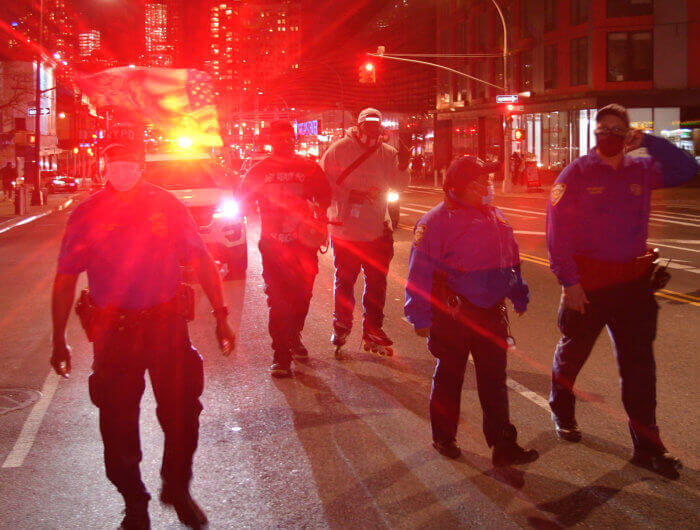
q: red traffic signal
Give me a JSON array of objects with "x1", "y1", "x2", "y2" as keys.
[
  {"x1": 513, "y1": 129, "x2": 525, "y2": 141},
  {"x1": 359, "y1": 62, "x2": 376, "y2": 84}
]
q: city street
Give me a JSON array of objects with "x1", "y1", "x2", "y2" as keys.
[{"x1": 0, "y1": 187, "x2": 698, "y2": 529}]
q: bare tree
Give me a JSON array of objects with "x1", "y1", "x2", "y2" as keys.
[{"x1": 0, "y1": 62, "x2": 35, "y2": 128}]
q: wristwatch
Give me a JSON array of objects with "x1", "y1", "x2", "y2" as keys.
[{"x1": 212, "y1": 306, "x2": 229, "y2": 318}]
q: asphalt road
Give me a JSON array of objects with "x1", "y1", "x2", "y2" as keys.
[{"x1": 0, "y1": 186, "x2": 698, "y2": 529}]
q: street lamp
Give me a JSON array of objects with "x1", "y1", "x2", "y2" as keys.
[
  {"x1": 31, "y1": 0, "x2": 44, "y2": 205},
  {"x1": 489, "y1": 0, "x2": 515, "y2": 192}
]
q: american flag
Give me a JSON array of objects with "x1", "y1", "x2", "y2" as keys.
[{"x1": 78, "y1": 67, "x2": 222, "y2": 146}]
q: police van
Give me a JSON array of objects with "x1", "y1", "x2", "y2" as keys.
[{"x1": 143, "y1": 151, "x2": 247, "y2": 279}]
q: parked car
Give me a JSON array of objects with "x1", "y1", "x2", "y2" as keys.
[
  {"x1": 47, "y1": 175, "x2": 78, "y2": 193},
  {"x1": 143, "y1": 152, "x2": 247, "y2": 280}
]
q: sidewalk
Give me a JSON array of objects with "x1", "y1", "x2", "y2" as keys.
[{"x1": 0, "y1": 192, "x2": 84, "y2": 233}]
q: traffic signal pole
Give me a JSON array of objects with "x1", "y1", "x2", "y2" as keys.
[
  {"x1": 32, "y1": 0, "x2": 44, "y2": 205},
  {"x1": 490, "y1": 0, "x2": 513, "y2": 193}
]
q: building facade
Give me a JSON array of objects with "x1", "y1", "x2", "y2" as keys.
[
  {"x1": 143, "y1": 0, "x2": 184, "y2": 67},
  {"x1": 435, "y1": 0, "x2": 700, "y2": 181}
]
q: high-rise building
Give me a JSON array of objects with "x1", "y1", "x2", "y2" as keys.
[
  {"x1": 46, "y1": 0, "x2": 75, "y2": 63},
  {"x1": 78, "y1": 30, "x2": 101, "y2": 58},
  {"x1": 207, "y1": 1, "x2": 301, "y2": 103},
  {"x1": 143, "y1": 0, "x2": 184, "y2": 67},
  {"x1": 3, "y1": 0, "x2": 77, "y2": 63}
]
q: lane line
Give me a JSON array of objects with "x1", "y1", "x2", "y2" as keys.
[
  {"x1": 650, "y1": 238, "x2": 700, "y2": 245},
  {"x1": 520, "y1": 253, "x2": 700, "y2": 304},
  {"x1": 0, "y1": 197, "x2": 75, "y2": 236},
  {"x1": 656, "y1": 292, "x2": 700, "y2": 307},
  {"x1": 647, "y1": 241, "x2": 700, "y2": 254},
  {"x1": 403, "y1": 204, "x2": 538, "y2": 220},
  {"x1": 660, "y1": 288, "x2": 700, "y2": 303},
  {"x1": 666, "y1": 262, "x2": 700, "y2": 275},
  {"x1": 648, "y1": 211, "x2": 700, "y2": 221},
  {"x1": 504, "y1": 374, "x2": 551, "y2": 410},
  {"x1": 401, "y1": 206, "x2": 431, "y2": 215},
  {"x1": 497, "y1": 206, "x2": 546, "y2": 217},
  {"x1": 648, "y1": 215, "x2": 700, "y2": 228},
  {"x1": 2, "y1": 372, "x2": 60, "y2": 468},
  {"x1": 513, "y1": 230, "x2": 545, "y2": 236}
]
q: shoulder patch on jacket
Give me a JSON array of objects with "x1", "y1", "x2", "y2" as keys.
[
  {"x1": 550, "y1": 183, "x2": 566, "y2": 206},
  {"x1": 413, "y1": 224, "x2": 427, "y2": 247}
]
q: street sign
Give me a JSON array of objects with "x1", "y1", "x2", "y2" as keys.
[
  {"x1": 496, "y1": 95, "x2": 519, "y2": 104},
  {"x1": 28, "y1": 108, "x2": 50, "y2": 116}
]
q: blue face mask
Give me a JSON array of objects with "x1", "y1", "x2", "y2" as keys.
[{"x1": 448, "y1": 184, "x2": 494, "y2": 207}]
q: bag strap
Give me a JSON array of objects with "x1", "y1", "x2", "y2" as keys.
[{"x1": 336, "y1": 145, "x2": 379, "y2": 186}]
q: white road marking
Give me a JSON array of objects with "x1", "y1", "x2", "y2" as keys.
[
  {"x1": 648, "y1": 215, "x2": 700, "y2": 228},
  {"x1": 2, "y1": 372, "x2": 61, "y2": 468},
  {"x1": 666, "y1": 261, "x2": 700, "y2": 274},
  {"x1": 649, "y1": 211, "x2": 700, "y2": 221},
  {"x1": 514, "y1": 230, "x2": 545, "y2": 236},
  {"x1": 647, "y1": 240, "x2": 700, "y2": 254},
  {"x1": 401, "y1": 206, "x2": 430, "y2": 215},
  {"x1": 504, "y1": 372, "x2": 552, "y2": 410},
  {"x1": 0, "y1": 214, "x2": 46, "y2": 235},
  {"x1": 0, "y1": 197, "x2": 75, "y2": 235},
  {"x1": 497, "y1": 206, "x2": 546, "y2": 217}
]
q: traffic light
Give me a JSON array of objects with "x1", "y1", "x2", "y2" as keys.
[
  {"x1": 513, "y1": 129, "x2": 525, "y2": 141},
  {"x1": 505, "y1": 104, "x2": 514, "y2": 126},
  {"x1": 359, "y1": 61, "x2": 376, "y2": 84}
]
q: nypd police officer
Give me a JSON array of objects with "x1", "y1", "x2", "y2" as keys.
[
  {"x1": 50, "y1": 127, "x2": 235, "y2": 529},
  {"x1": 547, "y1": 104, "x2": 698, "y2": 479},
  {"x1": 405, "y1": 156, "x2": 538, "y2": 466}
]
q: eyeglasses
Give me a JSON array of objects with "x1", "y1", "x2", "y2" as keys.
[{"x1": 595, "y1": 126, "x2": 628, "y2": 137}]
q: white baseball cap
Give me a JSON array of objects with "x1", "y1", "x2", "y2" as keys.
[{"x1": 358, "y1": 108, "x2": 382, "y2": 124}]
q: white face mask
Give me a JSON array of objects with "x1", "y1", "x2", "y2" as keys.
[
  {"x1": 482, "y1": 184, "x2": 495, "y2": 205},
  {"x1": 106, "y1": 161, "x2": 141, "y2": 191}
]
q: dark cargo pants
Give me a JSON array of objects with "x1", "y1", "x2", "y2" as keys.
[
  {"x1": 550, "y1": 279, "x2": 664, "y2": 452},
  {"x1": 88, "y1": 313, "x2": 204, "y2": 503},
  {"x1": 428, "y1": 301, "x2": 517, "y2": 447},
  {"x1": 258, "y1": 237, "x2": 319, "y2": 366}
]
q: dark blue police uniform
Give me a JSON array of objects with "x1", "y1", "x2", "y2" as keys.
[
  {"x1": 405, "y1": 195, "x2": 530, "y2": 449},
  {"x1": 58, "y1": 181, "x2": 209, "y2": 505},
  {"x1": 547, "y1": 133, "x2": 699, "y2": 453}
]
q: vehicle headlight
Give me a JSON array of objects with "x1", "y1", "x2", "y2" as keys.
[
  {"x1": 53, "y1": 179, "x2": 62, "y2": 184},
  {"x1": 387, "y1": 191, "x2": 400, "y2": 203},
  {"x1": 213, "y1": 199, "x2": 240, "y2": 220}
]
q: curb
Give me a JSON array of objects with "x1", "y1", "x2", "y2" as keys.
[{"x1": 0, "y1": 194, "x2": 82, "y2": 236}]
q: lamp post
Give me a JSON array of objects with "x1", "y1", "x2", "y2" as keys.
[
  {"x1": 489, "y1": 0, "x2": 514, "y2": 192},
  {"x1": 31, "y1": 0, "x2": 44, "y2": 205}
]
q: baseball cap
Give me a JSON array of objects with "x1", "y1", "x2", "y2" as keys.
[
  {"x1": 596, "y1": 103, "x2": 630, "y2": 128},
  {"x1": 444, "y1": 155, "x2": 501, "y2": 192},
  {"x1": 358, "y1": 108, "x2": 382, "y2": 125},
  {"x1": 102, "y1": 122, "x2": 144, "y2": 161}
]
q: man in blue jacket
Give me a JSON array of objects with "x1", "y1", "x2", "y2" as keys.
[
  {"x1": 547, "y1": 103, "x2": 698, "y2": 479},
  {"x1": 405, "y1": 156, "x2": 538, "y2": 466}
]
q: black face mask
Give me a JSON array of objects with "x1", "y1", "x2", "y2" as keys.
[{"x1": 595, "y1": 133, "x2": 625, "y2": 157}]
